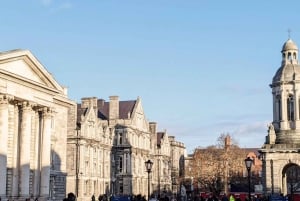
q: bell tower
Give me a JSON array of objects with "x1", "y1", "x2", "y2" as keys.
[
  {"x1": 260, "y1": 38, "x2": 300, "y2": 196},
  {"x1": 270, "y1": 38, "x2": 300, "y2": 143}
]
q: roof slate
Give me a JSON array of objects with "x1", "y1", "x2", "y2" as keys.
[{"x1": 77, "y1": 99, "x2": 136, "y2": 122}]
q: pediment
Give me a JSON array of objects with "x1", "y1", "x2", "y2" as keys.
[
  {"x1": 82, "y1": 107, "x2": 97, "y2": 123},
  {"x1": 131, "y1": 98, "x2": 148, "y2": 131},
  {"x1": 0, "y1": 49, "x2": 64, "y2": 93}
]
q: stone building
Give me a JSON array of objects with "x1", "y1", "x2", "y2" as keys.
[
  {"x1": 66, "y1": 97, "x2": 112, "y2": 201},
  {"x1": 169, "y1": 136, "x2": 186, "y2": 196},
  {"x1": 186, "y1": 136, "x2": 262, "y2": 195},
  {"x1": 0, "y1": 49, "x2": 75, "y2": 201},
  {"x1": 66, "y1": 96, "x2": 186, "y2": 201},
  {"x1": 260, "y1": 38, "x2": 300, "y2": 195},
  {"x1": 153, "y1": 131, "x2": 186, "y2": 198}
]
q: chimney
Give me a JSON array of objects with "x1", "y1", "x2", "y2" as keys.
[
  {"x1": 149, "y1": 122, "x2": 157, "y2": 134},
  {"x1": 225, "y1": 135, "x2": 231, "y2": 150},
  {"x1": 109, "y1": 96, "x2": 119, "y2": 120},
  {"x1": 97, "y1": 99, "x2": 105, "y2": 110},
  {"x1": 81, "y1": 97, "x2": 98, "y2": 109}
]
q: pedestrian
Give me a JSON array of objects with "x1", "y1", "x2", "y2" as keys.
[
  {"x1": 67, "y1": 192, "x2": 76, "y2": 201},
  {"x1": 92, "y1": 194, "x2": 96, "y2": 201},
  {"x1": 221, "y1": 194, "x2": 228, "y2": 201}
]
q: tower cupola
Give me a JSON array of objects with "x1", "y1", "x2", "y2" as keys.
[{"x1": 281, "y1": 38, "x2": 298, "y2": 65}]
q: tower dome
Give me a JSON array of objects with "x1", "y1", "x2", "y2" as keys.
[
  {"x1": 282, "y1": 38, "x2": 298, "y2": 52},
  {"x1": 272, "y1": 38, "x2": 300, "y2": 84}
]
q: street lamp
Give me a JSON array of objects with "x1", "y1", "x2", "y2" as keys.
[
  {"x1": 111, "y1": 177, "x2": 116, "y2": 196},
  {"x1": 189, "y1": 167, "x2": 193, "y2": 200},
  {"x1": 244, "y1": 157, "x2": 253, "y2": 201},
  {"x1": 145, "y1": 160, "x2": 153, "y2": 201}
]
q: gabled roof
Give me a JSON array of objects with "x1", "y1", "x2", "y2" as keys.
[
  {"x1": 77, "y1": 99, "x2": 136, "y2": 122},
  {"x1": 157, "y1": 132, "x2": 165, "y2": 146},
  {"x1": 98, "y1": 100, "x2": 136, "y2": 120}
]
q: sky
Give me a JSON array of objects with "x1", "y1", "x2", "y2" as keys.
[{"x1": 1, "y1": 0, "x2": 300, "y2": 153}]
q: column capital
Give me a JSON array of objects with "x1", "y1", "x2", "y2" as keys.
[
  {"x1": 42, "y1": 107, "x2": 54, "y2": 119},
  {"x1": 21, "y1": 101, "x2": 36, "y2": 112},
  {"x1": 0, "y1": 94, "x2": 14, "y2": 105}
]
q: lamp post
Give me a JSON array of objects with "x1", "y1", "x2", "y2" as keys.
[
  {"x1": 244, "y1": 157, "x2": 253, "y2": 201},
  {"x1": 111, "y1": 177, "x2": 116, "y2": 196},
  {"x1": 189, "y1": 167, "x2": 193, "y2": 200},
  {"x1": 145, "y1": 160, "x2": 153, "y2": 201}
]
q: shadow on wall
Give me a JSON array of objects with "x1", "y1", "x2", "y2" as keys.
[{"x1": 3, "y1": 150, "x2": 65, "y2": 201}]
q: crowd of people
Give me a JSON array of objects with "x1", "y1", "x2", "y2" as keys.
[{"x1": 63, "y1": 192, "x2": 289, "y2": 201}]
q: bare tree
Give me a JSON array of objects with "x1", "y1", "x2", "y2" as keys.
[{"x1": 189, "y1": 133, "x2": 247, "y2": 196}]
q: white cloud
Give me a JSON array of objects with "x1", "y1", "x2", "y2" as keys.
[
  {"x1": 232, "y1": 121, "x2": 268, "y2": 136},
  {"x1": 57, "y1": 2, "x2": 72, "y2": 10},
  {"x1": 39, "y1": 0, "x2": 72, "y2": 11},
  {"x1": 41, "y1": 0, "x2": 53, "y2": 6}
]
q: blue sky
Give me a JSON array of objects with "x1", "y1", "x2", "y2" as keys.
[{"x1": 1, "y1": 0, "x2": 300, "y2": 153}]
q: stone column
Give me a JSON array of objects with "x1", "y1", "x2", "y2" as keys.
[
  {"x1": 12, "y1": 103, "x2": 20, "y2": 197},
  {"x1": 20, "y1": 101, "x2": 32, "y2": 198},
  {"x1": 0, "y1": 95, "x2": 10, "y2": 198},
  {"x1": 40, "y1": 107, "x2": 52, "y2": 198}
]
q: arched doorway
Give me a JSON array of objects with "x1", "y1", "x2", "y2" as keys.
[{"x1": 282, "y1": 163, "x2": 300, "y2": 199}]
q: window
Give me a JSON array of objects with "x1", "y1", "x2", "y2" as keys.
[
  {"x1": 119, "y1": 156, "x2": 123, "y2": 173},
  {"x1": 119, "y1": 180, "x2": 123, "y2": 194},
  {"x1": 124, "y1": 152, "x2": 131, "y2": 173},
  {"x1": 119, "y1": 132, "x2": 123, "y2": 144},
  {"x1": 276, "y1": 96, "x2": 282, "y2": 121},
  {"x1": 288, "y1": 52, "x2": 292, "y2": 61},
  {"x1": 287, "y1": 94, "x2": 294, "y2": 121}
]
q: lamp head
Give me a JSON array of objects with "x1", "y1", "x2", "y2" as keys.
[
  {"x1": 145, "y1": 159, "x2": 153, "y2": 173},
  {"x1": 244, "y1": 157, "x2": 253, "y2": 171}
]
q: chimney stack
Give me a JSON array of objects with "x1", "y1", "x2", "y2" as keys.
[{"x1": 109, "y1": 96, "x2": 119, "y2": 120}]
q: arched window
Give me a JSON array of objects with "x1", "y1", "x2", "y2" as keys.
[
  {"x1": 288, "y1": 52, "x2": 292, "y2": 61},
  {"x1": 287, "y1": 94, "x2": 294, "y2": 121},
  {"x1": 294, "y1": 52, "x2": 297, "y2": 60},
  {"x1": 275, "y1": 95, "x2": 282, "y2": 121}
]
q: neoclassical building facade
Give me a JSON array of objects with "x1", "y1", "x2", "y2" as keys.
[
  {"x1": 66, "y1": 96, "x2": 186, "y2": 201},
  {"x1": 0, "y1": 50, "x2": 75, "y2": 201},
  {"x1": 0, "y1": 49, "x2": 185, "y2": 201},
  {"x1": 260, "y1": 38, "x2": 300, "y2": 195}
]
